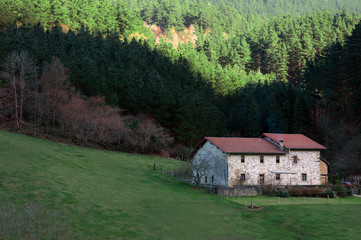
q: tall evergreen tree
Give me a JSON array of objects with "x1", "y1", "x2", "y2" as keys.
[{"x1": 292, "y1": 95, "x2": 311, "y2": 134}]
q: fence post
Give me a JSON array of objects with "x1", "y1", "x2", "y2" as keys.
[{"x1": 153, "y1": 163, "x2": 155, "y2": 171}]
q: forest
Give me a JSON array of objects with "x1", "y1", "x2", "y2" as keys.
[{"x1": 0, "y1": 0, "x2": 360, "y2": 176}]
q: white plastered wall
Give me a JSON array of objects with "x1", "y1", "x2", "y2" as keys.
[{"x1": 192, "y1": 141, "x2": 228, "y2": 186}]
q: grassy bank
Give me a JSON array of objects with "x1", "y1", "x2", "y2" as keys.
[{"x1": 0, "y1": 130, "x2": 361, "y2": 239}]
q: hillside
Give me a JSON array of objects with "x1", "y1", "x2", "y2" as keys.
[{"x1": 1, "y1": 131, "x2": 361, "y2": 239}]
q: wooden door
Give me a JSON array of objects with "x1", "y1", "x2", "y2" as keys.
[{"x1": 260, "y1": 174, "x2": 265, "y2": 185}]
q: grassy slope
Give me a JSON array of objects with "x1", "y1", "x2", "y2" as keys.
[{"x1": 0, "y1": 131, "x2": 361, "y2": 239}]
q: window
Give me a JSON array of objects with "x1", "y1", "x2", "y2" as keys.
[
  {"x1": 241, "y1": 155, "x2": 245, "y2": 163},
  {"x1": 302, "y1": 174, "x2": 307, "y2": 181},
  {"x1": 241, "y1": 174, "x2": 246, "y2": 181},
  {"x1": 293, "y1": 156, "x2": 298, "y2": 163},
  {"x1": 211, "y1": 175, "x2": 214, "y2": 183},
  {"x1": 260, "y1": 156, "x2": 264, "y2": 163},
  {"x1": 205, "y1": 176, "x2": 208, "y2": 183},
  {"x1": 276, "y1": 174, "x2": 280, "y2": 180},
  {"x1": 276, "y1": 156, "x2": 280, "y2": 163}
]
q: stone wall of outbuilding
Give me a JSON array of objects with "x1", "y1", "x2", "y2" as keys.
[{"x1": 320, "y1": 160, "x2": 329, "y2": 184}]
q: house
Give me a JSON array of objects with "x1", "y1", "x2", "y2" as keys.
[{"x1": 191, "y1": 133, "x2": 328, "y2": 187}]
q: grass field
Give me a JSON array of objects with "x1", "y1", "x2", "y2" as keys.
[{"x1": 1, "y1": 130, "x2": 361, "y2": 239}]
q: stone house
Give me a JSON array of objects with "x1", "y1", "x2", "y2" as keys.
[{"x1": 191, "y1": 133, "x2": 328, "y2": 187}]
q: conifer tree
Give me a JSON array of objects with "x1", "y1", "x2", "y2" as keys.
[
  {"x1": 292, "y1": 95, "x2": 311, "y2": 134},
  {"x1": 238, "y1": 37, "x2": 253, "y2": 70}
]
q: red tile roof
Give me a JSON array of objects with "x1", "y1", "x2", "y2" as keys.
[
  {"x1": 204, "y1": 137, "x2": 286, "y2": 154},
  {"x1": 262, "y1": 133, "x2": 326, "y2": 150}
]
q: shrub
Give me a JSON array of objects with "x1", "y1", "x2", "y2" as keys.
[
  {"x1": 261, "y1": 185, "x2": 276, "y2": 195},
  {"x1": 324, "y1": 189, "x2": 335, "y2": 198},
  {"x1": 346, "y1": 188, "x2": 353, "y2": 196},
  {"x1": 276, "y1": 190, "x2": 289, "y2": 198},
  {"x1": 291, "y1": 187, "x2": 303, "y2": 197},
  {"x1": 330, "y1": 174, "x2": 339, "y2": 185},
  {"x1": 311, "y1": 187, "x2": 323, "y2": 197},
  {"x1": 334, "y1": 184, "x2": 348, "y2": 197},
  {"x1": 303, "y1": 187, "x2": 313, "y2": 197}
]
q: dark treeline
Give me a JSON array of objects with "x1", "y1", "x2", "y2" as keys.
[
  {"x1": 0, "y1": 0, "x2": 360, "y2": 175},
  {"x1": 303, "y1": 22, "x2": 361, "y2": 176}
]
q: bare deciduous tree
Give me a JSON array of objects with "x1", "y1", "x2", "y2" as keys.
[
  {"x1": 192, "y1": 154, "x2": 210, "y2": 185},
  {"x1": 0, "y1": 51, "x2": 38, "y2": 130},
  {"x1": 39, "y1": 56, "x2": 69, "y2": 134}
]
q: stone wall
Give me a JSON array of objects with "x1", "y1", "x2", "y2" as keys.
[
  {"x1": 227, "y1": 150, "x2": 322, "y2": 187},
  {"x1": 215, "y1": 185, "x2": 262, "y2": 197},
  {"x1": 214, "y1": 185, "x2": 333, "y2": 197},
  {"x1": 289, "y1": 150, "x2": 321, "y2": 185}
]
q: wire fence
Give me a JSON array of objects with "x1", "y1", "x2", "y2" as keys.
[
  {"x1": 153, "y1": 163, "x2": 193, "y2": 179},
  {"x1": 228, "y1": 196, "x2": 360, "y2": 207}
]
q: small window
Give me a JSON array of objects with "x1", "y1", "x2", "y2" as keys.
[
  {"x1": 276, "y1": 156, "x2": 280, "y2": 163},
  {"x1": 276, "y1": 174, "x2": 280, "y2": 180},
  {"x1": 241, "y1": 155, "x2": 245, "y2": 163},
  {"x1": 293, "y1": 156, "x2": 298, "y2": 163},
  {"x1": 205, "y1": 176, "x2": 208, "y2": 183},
  {"x1": 211, "y1": 175, "x2": 214, "y2": 183},
  {"x1": 241, "y1": 174, "x2": 246, "y2": 181},
  {"x1": 260, "y1": 156, "x2": 264, "y2": 163},
  {"x1": 302, "y1": 174, "x2": 307, "y2": 181}
]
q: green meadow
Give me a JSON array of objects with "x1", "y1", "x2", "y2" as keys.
[{"x1": 0, "y1": 130, "x2": 360, "y2": 239}]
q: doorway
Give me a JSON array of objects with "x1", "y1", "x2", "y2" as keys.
[{"x1": 260, "y1": 174, "x2": 265, "y2": 185}]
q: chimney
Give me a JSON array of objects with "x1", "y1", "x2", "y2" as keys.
[{"x1": 279, "y1": 140, "x2": 284, "y2": 150}]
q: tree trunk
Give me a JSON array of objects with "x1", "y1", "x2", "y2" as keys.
[{"x1": 11, "y1": 82, "x2": 19, "y2": 129}]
